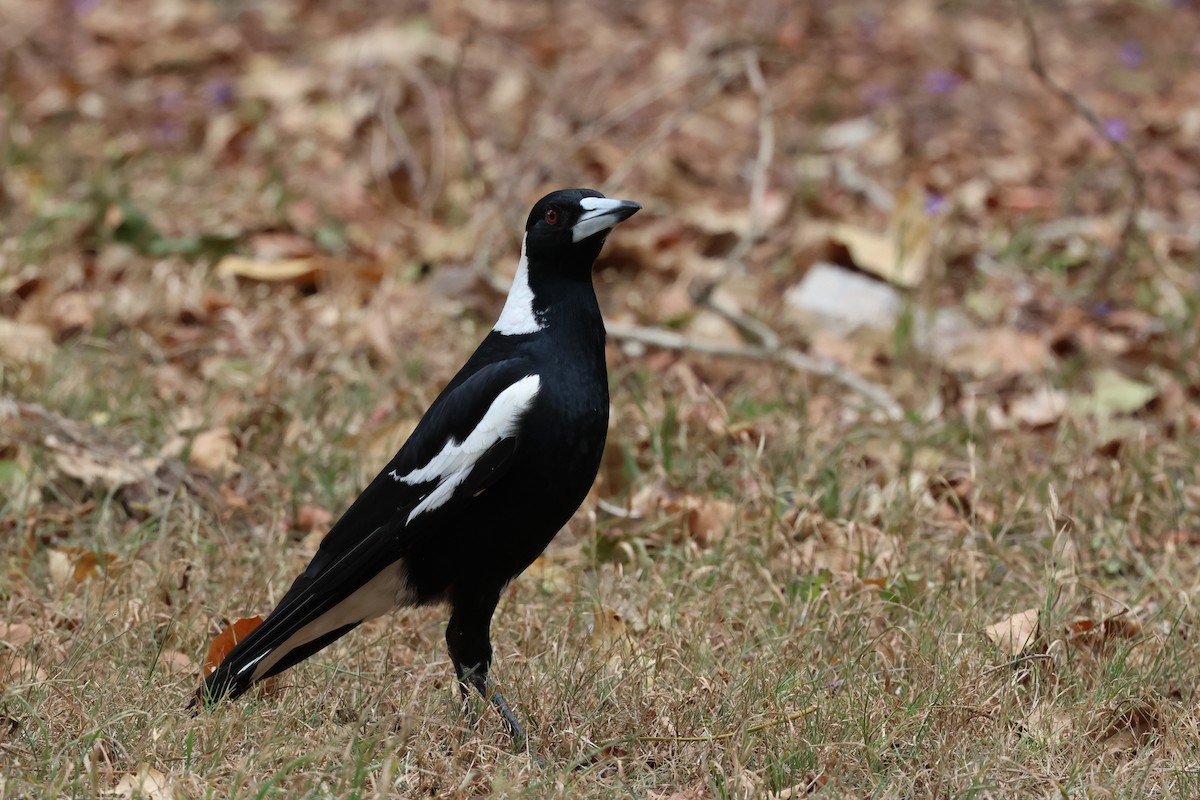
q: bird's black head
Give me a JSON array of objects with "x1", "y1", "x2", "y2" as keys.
[{"x1": 524, "y1": 189, "x2": 641, "y2": 268}]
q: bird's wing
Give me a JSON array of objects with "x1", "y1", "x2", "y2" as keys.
[{"x1": 196, "y1": 360, "x2": 541, "y2": 703}]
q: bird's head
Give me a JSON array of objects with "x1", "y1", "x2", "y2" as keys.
[
  {"x1": 493, "y1": 188, "x2": 640, "y2": 336},
  {"x1": 524, "y1": 189, "x2": 641, "y2": 268}
]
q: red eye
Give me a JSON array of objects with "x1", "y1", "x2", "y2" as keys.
[{"x1": 544, "y1": 208, "x2": 559, "y2": 225}]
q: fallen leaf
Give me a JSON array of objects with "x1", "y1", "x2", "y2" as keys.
[
  {"x1": 189, "y1": 428, "x2": 238, "y2": 476},
  {"x1": 789, "y1": 514, "x2": 900, "y2": 579},
  {"x1": 1099, "y1": 702, "x2": 1160, "y2": 757},
  {"x1": 202, "y1": 616, "x2": 264, "y2": 677},
  {"x1": 589, "y1": 606, "x2": 627, "y2": 649},
  {"x1": 0, "y1": 622, "x2": 33, "y2": 647},
  {"x1": 292, "y1": 503, "x2": 332, "y2": 532},
  {"x1": 48, "y1": 546, "x2": 121, "y2": 587},
  {"x1": 1022, "y1": 702, "x2": 1074, "y2": 745},
  {"x1": 652, "y1": 783, "x2": 707, "y2": 800},
  {"x1": 215, "y1": 255, "x2": 319, "y2": 283},
  {"x1": 158, "y1": 651, "x2": 195, "y2": 675},
  {"x1": 47, "y1": 291, "x2": 95, "y2": 338},
  {"x1": 0, "y1": 655, "x2": 48, "y2": 684},
  {"x1": 112, "y1": 765, "x2": 174, "y2": 800},
  {"x1": 829, "y1": 187, "x2": 933, "y2": 288},
  {"x1": 1011, "y1": 387, "x2": 1070, "y2": 428},
  {"x1": 0, "y1": 319, "x2": 55, "y2": 367},
  {"x1": 48, "y1": 435, "x2": 158, "y2": 491},
  {"x1": 933, "y1": 326, "x2": 1054, "y2": 377},
  {"x1": 681, "y1": 495, "x2": 737, "y2": 546},
  {"x1": 1072, "y1": 368, "x2": 1158, "y2": 417},
  {"x1": 984, "y1": 608, "x2": 1041, "y2": 657},
  {"x1": 1065, "y1": 610, "x2": 1141, "y2": 650}
]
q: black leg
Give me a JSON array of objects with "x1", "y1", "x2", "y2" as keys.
[
  {"x1": 462, "y1": 668, "x2": 527, "y2": 749},
  {"x1": 445, "y1": 590, "x2": 529, "y2": 749}
]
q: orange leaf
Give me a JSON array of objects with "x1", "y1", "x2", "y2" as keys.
[{"x1": 202, "y1": 616, "x2": 264, "y2": 678}]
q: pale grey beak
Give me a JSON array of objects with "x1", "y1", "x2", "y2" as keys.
[{"x1": 572, "y1": 197, "x2": 642, "y2": 243}]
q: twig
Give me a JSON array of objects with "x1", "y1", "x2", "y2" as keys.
[
  {"x1": 692, "y1": 50, "x2": 776, "y2": 306},
  {"x1": 692, "y1": 291, "x2": 781, "y2": 350},
  {"x1": 635, "y1": 704, "x2": 818, "y2": 743},
  {"x1": 447, "y1": 30, "x2": 493, "y2": 205},
  {"x1": 607, "y1": 323, "x2": 904, "y2": 421},
  {"x1": 1016, "y1": 0, "x2": 1145, "y2": 289},
  {"x1": 685, "y1": 51, "x2": 784, "y2": 350}
]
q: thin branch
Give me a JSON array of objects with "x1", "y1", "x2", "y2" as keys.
[
  {"x1": 692, "y1": 50, "x2": 776, "y2": 305},
  {"x1": 693, "y1": 292, "x2": 781, "y2": 350},
  {"x1": 607, "y1": 323, "x2": 904, "y2": 421},
  {"x1": 1017, "y1": 0, "x2": 1145, "y2": 288}
]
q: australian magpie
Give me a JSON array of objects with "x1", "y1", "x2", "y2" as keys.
[{"x1": 192, "y1": 189, "x2": 640, "y2": 747}]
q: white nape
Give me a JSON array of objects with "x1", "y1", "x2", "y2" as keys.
[
  {"x1": 392, "y1": 374, "x2": 541, "y2": 523},
  {"x1": 573, "y1": 196, "x2": 629, "y2": 242},
  {"x1": 493, "y1": 236, "x2": 544, "y2": 336}
]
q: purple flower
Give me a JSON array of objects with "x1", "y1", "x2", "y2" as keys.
[
  {"x1": 924, "y1": 69, "x2": 960, "y2": 95},
  {"x1": 925, "y1": 192, "x2": 947, "y2": 216},
  {"x1": 1103, "y1": 118, "x2": 1129, "y2": 142},
  {"x1": 1118, "y1": 41, "x2": 1144, "y2": 69},
  {"x1": 205, "y1": 79, "x2": 235, "y2": 107},
  {"x1": 72, "y1": 0, "x2": 100, "y2": 13}
]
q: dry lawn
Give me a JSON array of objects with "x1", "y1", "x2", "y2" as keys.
[{"x1": 3, "y1": 0, "x2": 1200, "y2": 797}]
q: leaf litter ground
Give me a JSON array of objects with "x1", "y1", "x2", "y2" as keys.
[{"x1": 2, "y1": 0, "x2": 1200, "y2": 797}]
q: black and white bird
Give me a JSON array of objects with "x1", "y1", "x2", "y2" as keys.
[{"x1": 193, "y1": 188, "x2": 640, "y2": 746}]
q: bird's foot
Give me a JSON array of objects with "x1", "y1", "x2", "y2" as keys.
[{"x1": 462, "y1": 673, "x2": 530, "y2": 753}]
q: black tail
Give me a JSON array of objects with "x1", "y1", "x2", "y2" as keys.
[
  {"x1": 192, "y1": 617, "x2": 363, "y2": 709},
  {"x1": 188, "y1": 528, "x2": 411, "y2": 711}
]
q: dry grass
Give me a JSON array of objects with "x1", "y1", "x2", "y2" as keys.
[{"x1": 4, "y1": 0, "x2": 1200, "y2": 798}]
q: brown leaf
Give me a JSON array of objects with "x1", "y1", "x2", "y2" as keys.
[
  {"x1": 984, "y1": 609, "x2": 1041, "y2": 657},
  {"x1": 48, "y1": 435, "x2": 159, "y2": 491},
  {"x1": 589, "y1": 606, "x2": 627, "y2": 649},
  {"x1": 158, "y1": 651, "x2": 195, "y2": 675},
  {"x1": 0, "y1": 622, "x2": 33, "y2": 648},
  {"x1": 935, "y1": 327, "x2": 1054, "y2": 378},
  {"x1": 292, "y1": 503, "x2": 333, "y2": 533},
  {"x1": 112, "y1": 765, "x2": 174, "y2": 800},
  {"x1": 789, "y1": 514, "x2": 900, "y2": 579},
  {"x1": 202, "y1": 616, "x2": 264, "y2": 678},
  {"x1": 189, "y1": 428, "x2": 238, "y2": 476},
  {"x1": 829, "y1": 186, "x2": 933, "y2": 288},
  {"x1": 652, "y1": 783, "x2": 707, "y2": 800},
  {"x1": 0, "y1": 654, "x2": 48, "y2": 685},
  {"x1": 48, "y1": 546, "x2": 121, "y2": 587},
  {"x1": 682, "y1": 495, "x2": 737, "y2": 546},
  {"x1": 0, "y1": 319, "x2": 55, "y2": 367},
  {"x1": 47, "y1": 291, "x2": 95, "y2": 338}
]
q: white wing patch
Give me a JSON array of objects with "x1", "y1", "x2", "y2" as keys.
[
  {"x1": 492, "y1": 237, "x2": 544, "y2": 336},
  {"x1": 392, "y1": 374, "x2": 541, "y2": 523}
]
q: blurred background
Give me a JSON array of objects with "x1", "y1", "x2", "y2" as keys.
[{"x1": 3, "y1": 0, "x2": 1200, "y2": 796}]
